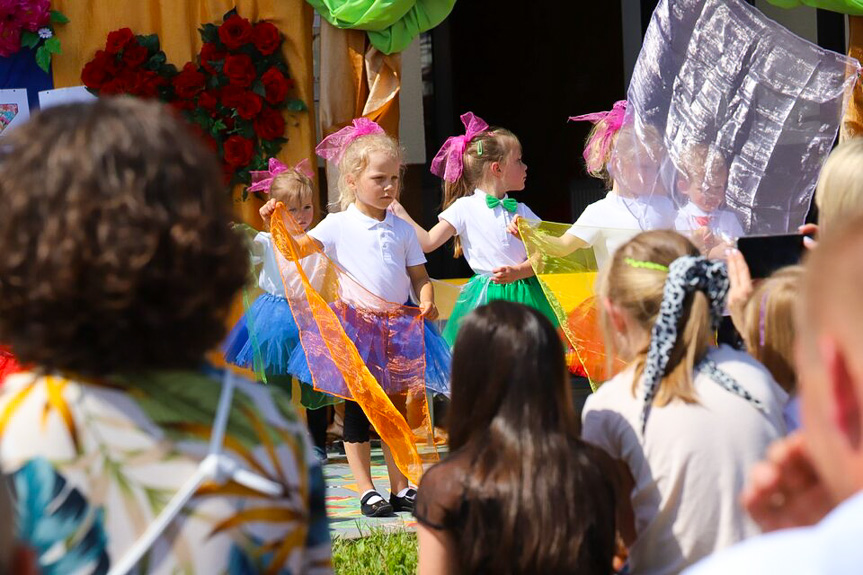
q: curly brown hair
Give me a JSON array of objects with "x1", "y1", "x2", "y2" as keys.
[{"x1": 0, "y1": 97, "x2": 248, "y2": 376}]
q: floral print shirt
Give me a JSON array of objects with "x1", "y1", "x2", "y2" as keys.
[{"x1": 0, "y1": 367, "x2": 332, "y2": 574}]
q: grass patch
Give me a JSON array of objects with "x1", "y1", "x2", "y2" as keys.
[{"x1": 333, "y1": 527, "x2": 418, "y2": 575}]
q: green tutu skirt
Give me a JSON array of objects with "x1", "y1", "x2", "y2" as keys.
[{"x1": 442, "y1": 275, "x2": 558, "y2": 346}]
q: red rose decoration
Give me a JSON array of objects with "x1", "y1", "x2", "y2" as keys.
[
  {"x1": 253, "y1": 106, "x2": 286, "y2": 140},
  {"x1": 122, "y1": 42, "x2": 149, "y2": 68},
  {"x1": 173, "y1": 63, "x2": 205, "y2": 100},
  {"x1": 218, "y1": 15, "x2": 253, "y2": 50},
  {"x1": 236, "y1": 91, "x2": 263, "y2": 120},
  {"x1": 261, "y1": 67, "x2": 291, "y2": 105},
  {"x1": 219, "y1": 85, "x2": 245, "y2": 109},
  {"x1": 223, "y1": 54, "x2": 255, "y2": 88},
  {"x1": 252, "y1": 22, "x2": 281, "y2": 56},
  {"x1": 223, "y1": 135, "x2": 254, "y2": 168},
  {"x1": 106, "y1": 28, "x2": 134, "y2": 54},
  {"x1": 198, "y1": 91, "x2": 218, "y2": 113},
  {"x1": 132, "y1": 70, "x2": 163, "y2": 98},
  {"x1": 199, "y1": 42, "x2": 226, "y2": 74},
  {"x1": 81, "y1": 51, "x2": 114, "y2": 89}
]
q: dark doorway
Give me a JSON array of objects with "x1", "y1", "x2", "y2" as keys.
[{"x1": 423, "y1": 0, "x2": 627, "y2": 278}]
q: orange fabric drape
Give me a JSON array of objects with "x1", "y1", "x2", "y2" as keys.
[
  {"x1": 318, "y1": 21, "x2": 400, "y2": 205},
  {"x1": 843, "y1": 16, "x2": 863, "y2": 141},
  {"x1": 50, "y1": 0, "x2": 318, "y2": 229}
]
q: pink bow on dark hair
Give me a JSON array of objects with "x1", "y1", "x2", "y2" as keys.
[
  {"x1": 315, "y1": 118, "x2": 385, "y2": 164},
  {"x1": 569, "y1": 100, "x2": 628, "y2": 174},
  {"x1": 247, "y1": 158, "x2": 315, "y2": 194},
  {"x1": 430, "y1": 112, "x2": 490, "y2": 183}
]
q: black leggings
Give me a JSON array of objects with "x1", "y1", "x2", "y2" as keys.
[{"x1": 342, "y1": 395, "x2": 407, "y2": 444}]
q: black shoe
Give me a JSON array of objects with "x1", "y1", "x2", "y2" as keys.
[
  {"x1": 389, "y1": 488, "x2": 417, "y2": 513},
  {"x1": 361, "y1": 491, "x2": 394, "y2": 517}
]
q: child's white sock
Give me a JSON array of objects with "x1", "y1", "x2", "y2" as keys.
[
  {"x1": 395, "y1": 487, "x2": 413, "y2": 498},
  {"x1": 361, "y1": 489, "x2": 384, "y2": 505}
]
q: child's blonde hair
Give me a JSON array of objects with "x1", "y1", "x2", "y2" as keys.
[
  {"x1": 587, "y1": 123, "x2": 663, "y2": 189},
  {"x1": 442, "y1": 128, "x2": 519, "y2": 257},
  {"x1": 334, "y1": 133, "x2": 403, "y2": 212},
  {"x1": 814, "y1": 137, "x2": 863, "y2": 236},
  {"x1": 742, "y1": 266, "x2": 803, "y2": 394},
  {"x1": 270, "y1": 169, "x2": 318, "y2": 225},
  {"x1": 676, "y1": 142, "x2": 727, "y2": 193},
  {"x1": 599, "y1": 230, "x2": 711, "y2": 405}
]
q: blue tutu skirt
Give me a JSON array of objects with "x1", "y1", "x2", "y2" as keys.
[
  {"x1": 223, "y1": 293, "x2": 300, "y2": 373},
  {"x1": 288, "y1": 300, "x2": 451, "y2": 398}
]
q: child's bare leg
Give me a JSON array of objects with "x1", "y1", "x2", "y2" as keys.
[
  {"x1": 344, "y1": 441, "x2": 375, "y2": 493},
  {"x1": 382, "y1": 443, "x2": 409, "y2": 493},
  {"x1": 383, "y1": 393, "x2": 410, "y2": 494}
]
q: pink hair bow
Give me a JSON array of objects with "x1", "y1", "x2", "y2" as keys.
[
  {"x1": 315, "y1": 118, "x2": 385, "y2": 164},
  {"x1": 569, "y1": 100, "x2": 628, "y2": 174},
  {"x1": 430, "y1": 112, "x2": 490, "y2": 182},
  {"x1": 247, "y1": 158, "x2": 315, "y2": 194}
]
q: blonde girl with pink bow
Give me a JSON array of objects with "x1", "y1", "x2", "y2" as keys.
[
  {"x1": 223, "y1": 158, "x2": 333, "y2": 459},
  {"x1": 390, "y1": 112, "x2": 556, "y2": 346}
]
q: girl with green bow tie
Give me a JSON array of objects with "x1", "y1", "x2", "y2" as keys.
[{"x1": 389, "y1": 112, "x2": 557, "y2": 346}]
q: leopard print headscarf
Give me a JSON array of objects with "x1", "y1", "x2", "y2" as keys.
[{"x1": 639, "y1": 256, "x2": 765, "y2": 436}]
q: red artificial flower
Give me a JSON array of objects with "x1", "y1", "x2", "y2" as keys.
[
  {"x1": 223, "y1": 54, "x2": 255, "y2": 88},
  {"x1": 122, "y1": 42, "x2": 149, "y2": 68},
  {"x1": 17, "y1": 0, "x2": 50, "y2": 33},
  {"x1": 173, "y1": 62, "x2": 205, "y2": 100},
  {"x1": 219, "y1": 85, "x2": 262, "y2": 120},
  {"x1": 252, "y1": 22, "x2": 281, "y2": 56},
  {"x1": 261, "y1": 67, "x2": 291, "y2": 105},
  {"x1": 106, "y1": 28, "x2": 135, "y2": 55},
  {"x1": 236, "y1": 91, "x2": 263, "y2": 120},
  {"x1": 0, "y1": 21, "x2": 21, "y2": 59},
  {"x1": 81, "y1": 51, "x2": 115, "y2": 89},
  {"x1": 198, "y1": 91, "x2": 218, "y2": 113},
  {"x1": 219, "y1": 84, "x2": 246, "y2": 109},
  {"x1": 254, "y1": 106, "x2": 286, "y2": 141},
  {"x1": 100, "y1": 77, "x2": 129, "y2": 96},
  {"x1": 218, "y1": 15, "x2": 253, "y2": 50},
  {"x1": 131, "y1": 69, "x2": 163, "y2": 98},
  {"x1": 223, "y1": 134, "x2": 254, "y2": 168},
  {"x1": 199, "y1": 42, "x2": 226, "y2": 74}
]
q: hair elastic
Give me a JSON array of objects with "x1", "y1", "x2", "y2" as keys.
[{"x1": 624, "y1": 257, "x2": 669, "y2": 272}]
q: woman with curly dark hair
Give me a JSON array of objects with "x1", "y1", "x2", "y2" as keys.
[
  {"x1": 0, "y1": 98, "x2": 332, "y2": 574},
  {"x1": 414, "y1": 301, "x2": 618, "y2": 574}
]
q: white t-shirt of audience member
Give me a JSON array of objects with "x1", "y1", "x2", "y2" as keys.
[{"x1": 581, "y1": 345, "x2": 788, "y2": 575}]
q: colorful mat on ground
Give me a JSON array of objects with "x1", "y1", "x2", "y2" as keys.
[
  {"x1": 269, "y1": 205, "x2": 437, "y2": 485},
  {"x1": 324, "y1": 446, "x2": 421, "y2": 539}
]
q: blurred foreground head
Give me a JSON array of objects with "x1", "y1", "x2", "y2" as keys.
[
  {"x1": 0, "y1": 97, "x2": 247, "y2": 376},
  {"x1": 798, "y1": 214, "x2": 863, "y2": 501}
]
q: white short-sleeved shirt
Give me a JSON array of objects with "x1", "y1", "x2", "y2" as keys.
[
  {"x1": 251, "y1": 232, "x2": 327, "y2": 298},
  {"x1": 566, "y1": 192, "x2": 676, "y2": 267},
  {"x1": 438, "y1": 189, "x2": 539, "y2": 275},
  {"x1": 674, "y1": 202, "x2": 744, "y2": 240},
  {"x1": 581, "y1": 345, "x2": 788, "y2": 575},
  {"x1": 308, "y1": 204, "x2": 426, "y2": 304},
  {"x1": 684, "y1": 491, "x2": 863, "y2": 575}
]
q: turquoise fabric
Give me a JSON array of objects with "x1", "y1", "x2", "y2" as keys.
[
  {"x1": 306, "y1": 0, "x2": 457, "y2": 53},
  {"x1": 765, "y1": 0, "x2": 863, "y2": 15}
]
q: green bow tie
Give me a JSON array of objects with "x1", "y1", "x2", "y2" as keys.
[{"x1": 486, "y1": 195, "x2": 518, "y2": 213}]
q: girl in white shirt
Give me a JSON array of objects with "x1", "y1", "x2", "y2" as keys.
[
  {"x1": 223, "y1": 159, "x2": 328, "y2": 392},
  {"x1": 276, "y1": 119, "x2": 451, "y2": 518},
  {"x1": 581, "y1": 230, "x2": 787, "y2": 574},
  {"x1": 390, "y1": 112, "x2": 556, "y2": 346},
  {"x1": 513, "y1": 103, "x2": 675, "y2": 268},
  {"x1": 222, "y1": 159, "x2": 334, "y2": 458}
]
